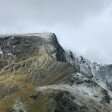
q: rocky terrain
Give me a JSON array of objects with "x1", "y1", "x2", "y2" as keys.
[{"x1": 0, "y1": 33, "x2": 112, "y2": 112}]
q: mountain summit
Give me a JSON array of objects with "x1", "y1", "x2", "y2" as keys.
[{"x1": 0, "y1": 33, "x2": 112, "y2": 112}]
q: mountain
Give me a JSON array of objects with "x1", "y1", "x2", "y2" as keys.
[{"x1": 0, "y1": 33, "x2": 112, "y2": 112}]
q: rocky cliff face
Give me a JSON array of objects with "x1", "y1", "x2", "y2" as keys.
[{"x1": 0, "y1": 33, "x2": 112, "y2": 112}]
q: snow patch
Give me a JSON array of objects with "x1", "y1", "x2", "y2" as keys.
[
  {"x1": 0, "y1": 48, "x2": 3, "y2": 54},
  {"x1": 13, "y1": 45, "x2": 16, "y2": 48},
  {"x1": 11, "y1": 36, "x2": 14, "y2": 39},
  {"x1": 12, "y1": 98, "x2": 27, "y2": 112},
  {"x1": 7, "y1": 52, "x2": 13, "y2": 56},
  {"x1": 37, "y1": 83, "x2": 105, "y2": 103},
  {"x1": 0, "y1": 50, "x2": 3, "y2": 54}
]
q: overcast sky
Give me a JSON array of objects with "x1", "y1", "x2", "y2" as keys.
[{"x1": 0, "y1": 0, "x2": 112, "y2": 64}]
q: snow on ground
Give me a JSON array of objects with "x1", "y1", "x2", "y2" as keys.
[
  {"x1": 65, "y1": 50, "x2": 110, "y2": 94},
  {"x1": 7, "y1": 53, "x2": 13, "y2": 56},
  {"x1": 37, "y1": 83, "x2": 106, "y2": 103},
  {"x1": 37, "y1": 84, "x2": 70, "y2": 92},
  {"x1": 12, "y1": 98, "x2": 27, "y2": 112},
  {"x1": 0, "y1": 50, "x2": 3, "y2": 54},
  {"x1": 0, "y1": 48, "x2": 3, "y2": 54}
]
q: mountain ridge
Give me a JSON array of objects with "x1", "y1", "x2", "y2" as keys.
[{"x1": 0, "y1": 33, "x2": 112, "y2": 112}]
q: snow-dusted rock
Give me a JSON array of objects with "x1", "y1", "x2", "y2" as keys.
[
  {"x1": 65, "y1": 51, "x2": 112, "y2": 89},
  {"x1": 12, "y1": 98, "x2": 27, "y2": 112}
]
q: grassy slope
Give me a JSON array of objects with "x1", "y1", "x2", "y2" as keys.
[{"x1": 0, "y1": 52, "x2": 75, "y2": 111}]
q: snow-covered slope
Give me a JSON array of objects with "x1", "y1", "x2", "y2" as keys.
[{"x1": 65, "y1": 50, "x2": 112, "y2": 94}]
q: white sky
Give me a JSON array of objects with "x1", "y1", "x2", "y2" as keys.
[{"x1": 0, "y1": 0, "x2": 112, "y2": 64}]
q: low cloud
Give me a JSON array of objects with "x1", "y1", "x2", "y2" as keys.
[{"x1": 0, "y1": 0, "x2": 112, "y2": 64}]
